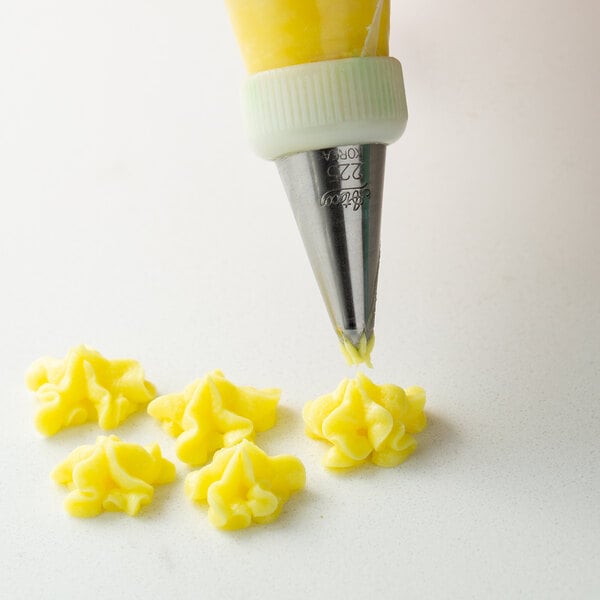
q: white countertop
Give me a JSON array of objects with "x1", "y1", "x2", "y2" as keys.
[{"x1": 1, "y1": 1, "x2": 598, "y2": 598}]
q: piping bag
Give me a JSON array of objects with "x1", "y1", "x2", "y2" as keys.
[{"x1": 225, "y1": 0, "x2": 407, "y2": 367}]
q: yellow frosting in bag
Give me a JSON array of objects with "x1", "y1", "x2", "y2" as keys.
[
  {"x1": 52, "y1": 435, "x2": 175, "y2": 517},
  {"x1": 26, "y1": 345, "x2": 156, "y2": 435},
  {"x1": 225, "y1": 0, "x2": 390, "y2": 73},
  {"x1": 185, "y1": 439, "x2": 305, "y2": 530},
  {"x1": 147, "y1": 370, "x2": 279, "y2": 466},
  {"x1": 303, "y1": 372, "x2": 426, "y2": 468}
]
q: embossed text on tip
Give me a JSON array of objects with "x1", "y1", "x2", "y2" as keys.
[{"x1": 320, "y1": 185, "x2": 371, "y2": 211}]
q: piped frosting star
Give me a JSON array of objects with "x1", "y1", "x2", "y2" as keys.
[
  {"x1": 185, "y1": 440, "x2": 305, "y2": 530},
  {"x1": 147, "y1": 370, "x2": 279, "y2": 466},
  {"x1": 26, "y1": 345, "x2": 156, "y2": 435},
  {"x1": 303, "y1": 372, "x2": 427, "y2": 468},
  {"x1": 52, "y1": 435, "x2": 176, "y2": 517}
]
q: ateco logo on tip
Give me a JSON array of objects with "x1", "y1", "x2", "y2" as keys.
[{"x1": 320, "y1": 184, "x2": 371, "y2": 211}]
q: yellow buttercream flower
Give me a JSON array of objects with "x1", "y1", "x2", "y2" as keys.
[
  {"x1": 26, "y1": 345, "x2": 156, "y2": 435},
  {"x1": 185, "y1": 439, "x2": 305, "y2": 530},
  {"x1": 303, "y1": 372, "x2": 427, "y2": 468},
  {"x1": 52, "y1": 435, "x2": 176, "y2": 517},
  {"x1": 147, "y1": 370, "x2": 279, "y2": 466}
]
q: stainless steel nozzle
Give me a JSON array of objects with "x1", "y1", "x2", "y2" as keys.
[{"x1": 277, "y1": 144, "x2": 385, "y2": 352}]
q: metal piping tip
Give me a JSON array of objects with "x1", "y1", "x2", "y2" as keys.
[{"x1": 276, "y1": 144, "x2": 386, "y2": 367}]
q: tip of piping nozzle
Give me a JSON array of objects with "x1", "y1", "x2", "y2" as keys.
[
  {"x1": 339, "y1": 333, "x2": 375, "y2": 369},
  {"x1": 277, "y1": 143, "x2": 385, "y2": 372}
]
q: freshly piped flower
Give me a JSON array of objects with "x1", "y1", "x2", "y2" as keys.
[
  {"x1": 185, "y1": 440, "x2": 305, "y2": 530},
  {"x1": 52, "y1": 435, "x2": 175, "y2": 517},
  {"x1": 303, "y1": 372, "x2": 426, "y2": 468},
  {"x1": 147, "y1": 370, "x2": 279, "y2": 466},
  {"x1": 26, "y1": 345, "x2": 156, "y2": 435}
]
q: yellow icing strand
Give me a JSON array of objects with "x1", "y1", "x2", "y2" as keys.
[
  {"x1": 147, "y1": 370, "x2": 279, "y2": 466},
  {"x1": 225, "y1": 0, "x2": 391, "y2": 73},
  {"x1": 339, "y1": 333, "x2": 375, "y2": 368},
  {"x1": 52, "y1": 435, "x2": 175, "y2": 517},
  {"x1": 26, "y1": 345, "x2": 156, "y2": 435},
  {"x1": 185, "y1": 439, "x2": 305, "y2": 530},
  {"x1": 303, "y1": 372, "x2": 427, "y2": 468}
]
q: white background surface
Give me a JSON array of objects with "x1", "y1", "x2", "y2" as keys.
[{"x1": 1, "y1": 1, "x2": 599, "y2": 599}]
